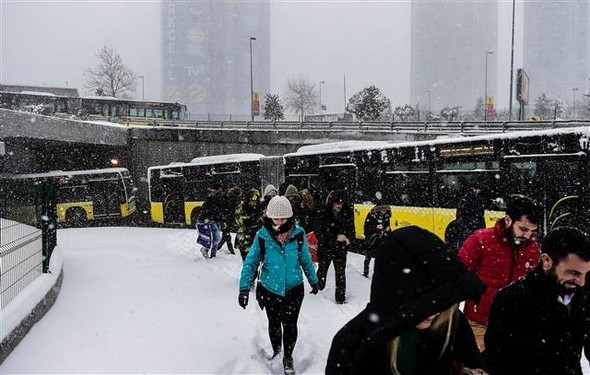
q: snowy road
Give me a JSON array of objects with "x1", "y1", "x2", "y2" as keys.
[
  {"x1": 1, "y1": 227, "x2": 589, "y2": 374},
  {"x1": 0, "y1": 227, "x2": 372, "y2": 374}
]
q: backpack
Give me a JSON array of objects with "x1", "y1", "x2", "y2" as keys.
[
  {"x1": 255, "y1": 231, "x2": 305, "y2": 310},
  {"x1": 257, "y1": 231, "x2": 304, "y2": 261}
]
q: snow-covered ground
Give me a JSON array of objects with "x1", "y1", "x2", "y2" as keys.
[
  {"x1": 0, "y1": 227, "x2": 372, "y2": 374},
  {"x1": 1, "y1": 227, "x2": 589, "y2": 374}
]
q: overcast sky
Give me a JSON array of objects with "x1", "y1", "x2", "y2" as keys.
[{"x1": 1, "y1": 1, "x2": 521, "y2": 113}]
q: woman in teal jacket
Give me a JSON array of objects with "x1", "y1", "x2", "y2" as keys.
[{"x1": 238, "y1": 195, "x2": 318, "y2": 375}]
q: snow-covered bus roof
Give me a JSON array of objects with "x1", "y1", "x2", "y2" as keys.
[
  {"x1": 148, "y1": 153, "x2": 266, "y2": 172},
  {"x1": 285, "y1": 126, "x2": 590, "y2": 157},
  {"x1": 13, "y1": 167, "x2": 129, "y2": 179},
  {"x1": 293, "y1": 141, "x2": 393, "y2": 156}
]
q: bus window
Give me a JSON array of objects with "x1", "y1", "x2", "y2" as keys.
[
  {"x1": 318, "y1": 164, "x2": 357, "y2": 201},
  {"x1": 58, "y1": 185, "x2": 89, "y2": 203},
  {"x1": 383, "y1": 158, "x2": 431, "y2": 207},
  {"x1": 504, "y1": 159, "x2": 538, "y2": 201},
  {"x1": 435, "y1": 160, "x2": 499, "y2": 209}
]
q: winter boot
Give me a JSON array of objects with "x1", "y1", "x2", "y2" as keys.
[
  {"x1": 200, "y1": 247, "x2": 209, "y2": 259},
  {"x1": 283, "y1": 356, "x2": 295, "y2": 375}
]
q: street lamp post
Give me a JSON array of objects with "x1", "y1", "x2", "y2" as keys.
[
  {"x1": 249, "y1": 37, "x2": 257, "y2": 121},
  {"x1": 319, "y1": 81, "x2": 325, "y2": 113},
  {"x1": 573, "y1": 87, "x2": 579, "y2": 119},
  {"x1": 484, "y1": 51, "x2": 494, "y2": 121},
  {"x1": 139, "y1": 75, "x2": 145, "y2": 100},
  {"x1": 508, "y1": 0, "x2": 516, "y2": 120}
]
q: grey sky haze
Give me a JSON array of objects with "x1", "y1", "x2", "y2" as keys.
[{"x1": 1, "y1": 1, "x2": 522, "y2": 115}]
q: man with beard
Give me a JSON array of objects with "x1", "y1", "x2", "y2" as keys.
[
  {"x1": 458, "y1": 195, "x2": 542, "y2": 349},
  {"x1": 485, "y1": 227, "x2": 590, "y2": 374}
]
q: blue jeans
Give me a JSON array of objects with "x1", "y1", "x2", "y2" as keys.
[{"x1": 207, "y1": 221, "x2": 222, "y2": 258}]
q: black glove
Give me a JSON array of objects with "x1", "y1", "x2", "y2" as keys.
[
  {"x1": 310, "y1": 283, "x2": 319, "y2": 295},
  {"x1": 238, "y1": 290, "x2": 249, "y2": 309}
]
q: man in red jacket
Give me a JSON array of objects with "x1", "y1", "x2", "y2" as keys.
[{"x1": 458, "y1": 195, "x2": 542, "y2": 350}]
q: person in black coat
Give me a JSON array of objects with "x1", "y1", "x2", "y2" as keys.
[
  {"x1": 196, "y1": 183, "x2": 226, "y2": 258},
  {"x1": 484, "y1": 226, "x2": 590, "y2": 375},
  {"x1": 315, "y1": 190, "x2": 355, "y2": 304},
  {"x1": 362, "y1": 205, "x2": 392, "y2": 277},
  {"x1": 326, "y1": 226, "x2": 487, "y2": 375},
  {"x1": 446, "y1": 183, "x2": 487, "y2": 253}
]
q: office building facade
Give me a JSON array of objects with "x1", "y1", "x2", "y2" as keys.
[
  {"x1": 411, "y1": 0, "x2": 498, "y2": 115},
  {"x1": 523, "y1": 1, "x2": 589, "y2": 108},
  {"x1": 162, "y1": 1, "x2": 270, "y2": 119}
]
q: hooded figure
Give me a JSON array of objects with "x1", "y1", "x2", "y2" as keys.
[{"x1": 326, "y1": 226, "x2": 486, "y2": 375}]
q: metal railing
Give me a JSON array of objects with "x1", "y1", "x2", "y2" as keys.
[
  {"x1": 101, "y1": 117, "x2": 590, "y2": 135},
  {"x1": 0, "y1": 177, "x2": 57, "y2": 308}
]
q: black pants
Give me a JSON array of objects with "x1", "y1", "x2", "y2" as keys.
[
  {"x1": 363, "y1": 253, "x2": 372, "y2": 276},
  {"x1": 317, "y1": 251, "x2": 347, "y2": 303},
  {"x1": 258, "y1": 283, "x2": 304, "y2": 358},
  {"x1": 217, "y1": 229, "x2": 234, "y2": 254}
]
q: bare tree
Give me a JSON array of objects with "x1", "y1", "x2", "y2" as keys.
[
  {"x1": 84, "y1": 45, "x2": 137, "y2": 98},
  {"x1": 284, "y1": 77, "x2": 317, "y2": 121}
]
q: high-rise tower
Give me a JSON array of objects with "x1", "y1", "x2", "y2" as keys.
[
  {"x1": 162, "y1": 1, "x2": 270, "y2": 119},
  {"x1": 411, "y1": 1, "x2": 498, "y2": 115},
  {"x1": 523, "y1": 1, "x2": 589, "y2": 107}
]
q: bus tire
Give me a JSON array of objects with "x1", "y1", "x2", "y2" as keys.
[{"x1": 66, "y1": 208, "x2": 87, "y2": 227}]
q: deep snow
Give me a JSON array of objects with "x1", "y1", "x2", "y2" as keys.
[
  {"x1": 1, "y1": 227, "x2": 589, "y2": 374},
  {"x1": 0, "y1": 227, "x2": 372, "y2": 374}
]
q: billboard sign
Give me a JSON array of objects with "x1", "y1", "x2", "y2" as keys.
[
  {"x1": 516, "y1": 68, "x2": 530, "y2": 105},
  {"x1": 253, "y1": 91, "x2": 260, "y2": 116},
  {"x1": 486, "y1": 96, "x2": 495, "y2": 119}
]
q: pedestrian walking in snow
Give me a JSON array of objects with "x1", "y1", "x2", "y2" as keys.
[
  {"x1": 316, "y1": 190, "x2": 354, "y2": 304},
  {"x1": 458, "y1": 195, "x2": 542, "y2": 349},
  {"x1": 362, "y1": 205, "x2": 391, "y2": 277},
  {"x1": 326, "y1": 226, "x2": 487, "y2": 375},
  {"x1": 298, "y1": 188, "x2": 318, "y2": 233},
  {"x1": 238, "y1": 195, "x2": 319, "y2": 375},
  {"x1": 485, "y1": 227, "x2": 590, "y2": 374},
  {"x1": 217, "y1": 186, "x2": 242, "y2": 254},
  {"x1": 446, "y1": 182, "x2": 487, "y2": 253},
  {"x1": 196, "y1": 183, "x2": 225, "y2": 258},
  {"x1": 235, "y1": 188, "x2": 262, "y2": 261},
  {"x1": 284, "y1": 184, "x2": 303, "y2": 224},
  {"x1": 260, "y1": 184, "x2": 279, "y2": 218}
]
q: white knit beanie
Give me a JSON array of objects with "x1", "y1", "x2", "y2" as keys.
[{"x1": 265, "y1": 195, "x2": 293, "y2": 219}]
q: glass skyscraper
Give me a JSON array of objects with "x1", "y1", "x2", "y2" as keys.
[
  {"x1": 410, "y1": 0, "x2": 498, "y2": 114},
  {"x1": 162, "y1": 1, "x2": 270, "y2": 119},
  {"x1": 523, "y1": 1, "x2": 589, "y2": 107}
]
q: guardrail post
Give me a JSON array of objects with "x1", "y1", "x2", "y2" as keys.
[
  {"x1": 390, "y1": 122, "x2": 394, "y2": 131},
  {"x1": 460, "y1": 122, "x2": 465, "y2": 133}
]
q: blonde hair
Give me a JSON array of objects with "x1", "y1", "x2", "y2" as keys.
[{"x1": 388, "y1": 304, "x2": 458, "y2": 374}]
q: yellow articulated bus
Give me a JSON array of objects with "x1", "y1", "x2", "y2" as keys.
[
  {"x1": 283, "y1": 127, "x2": 590, "y2": 241},
  {"x1": 16, "y1": 168, "x2": 137, "y2": 225},
  {"x1": 147, "y1": 154, "x2": 280, "y2": 226}
]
